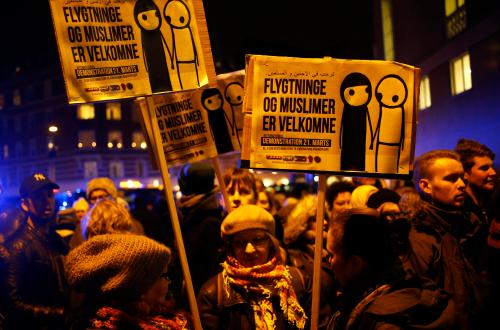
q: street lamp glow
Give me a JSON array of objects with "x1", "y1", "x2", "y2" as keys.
[{"x1": 48, "y1": 126, "x2": 58, "y2": 133}]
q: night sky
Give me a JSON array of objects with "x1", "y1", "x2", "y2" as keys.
[{"x1": 0, "y1": 1, "x2": 373, "y2": 77}]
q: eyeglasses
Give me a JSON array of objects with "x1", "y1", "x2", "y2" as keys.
[
  {"x1": 232, "y1": 236, "x2": 270, "y2": 250},
  {"x1": 89, "y1": 193, "x2": 110, "y2": 203}
]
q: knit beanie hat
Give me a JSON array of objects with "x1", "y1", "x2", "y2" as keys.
[
  {"x1": 351, "y1": 185, "x2": 379, "y2": 208},
  {"x1": 72, "y1": 197, "x2": 89, "y2": 212},
  {"x1": 367, "y1": 189, "x2": 401, "y2": 209},
  {"x1": 178, "y1": 161, "x2": 215, "y2": 195},
  {"x1": 221, "y1": 204, "x2": 275, "y2": 239},
  {"x1": 65, "y1": 234, "x2": 171, "y2": 300},
  {"x1": 86, "y1": 177, "x2": 118, "y2": 200}
]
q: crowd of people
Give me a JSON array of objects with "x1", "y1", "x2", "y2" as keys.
[{"x1": 0, "y1": 137, "x2": 498, "y2": 330}]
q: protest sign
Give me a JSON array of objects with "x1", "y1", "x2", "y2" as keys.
[
  {"x1": 135, "y1": 90, "x2": 218, "y2": 166},
  {"x1": 49, "y1": 0, "x2": 216, "y2": 104},
  {"x1": 241, "y1": 55, "x2": 421, "y2": 177},
  {"x1": 191, "y1": 69, "x2": 245, "y2": 155}
]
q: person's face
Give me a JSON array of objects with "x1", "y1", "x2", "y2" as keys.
[
  {"x1": 227, "y1": 182, "x2": 256, "y2": 209},
  {"x1": 75, "y1": 209, "x2": 86, "y2": 221},
  {"x1": 23, "y1": 188, "x2": 55, "y2": 220},
  {"x1": 332, "y1": 191, "x2": 352, "y2": 216},
  {"x1": 465, "y1": 156, "x2": 496, "y2": 192},
  {"x1": 420, "y1": 158, "x2": 466, "y2": 208},
  {"x1": 231, "y1": 229, "x2": 272, "y2": 267},
  {"x1": 143, "y1": 266, "x2": 170, "y2": 308},
  {"x1": 89, "y1": 189, "x2": 110, "y2": 205},
  {"x1": 326, "y1": 226, "x2": 357, "y2": 288},
  {"x1": 257, "y1": 191, "x2": 271, "y2": 211}
]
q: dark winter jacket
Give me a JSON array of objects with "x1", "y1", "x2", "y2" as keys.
[
  {"x1": 402, "y1": 201, "x2": 484, "y2": 329},
  {"x1": 197, "y1": 266, "x2": 309, "y2": 330},
  {"x1": 0, "y1": 215, "x2": 69, "y2": 330},
  {"x1": 325, "y1": 277, "x2": 455, "y2": 330},
  {"x1": 178, "y1": 191, "x2": 226, "y2": 295}
]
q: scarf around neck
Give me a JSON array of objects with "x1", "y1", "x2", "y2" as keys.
[{"x1": 222, "y1": 255, "x2": 307, "y2": 329}]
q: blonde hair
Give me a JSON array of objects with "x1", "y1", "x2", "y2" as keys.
[{"x1": 82, "y1": 199, "x2": 133, "y2": 239}]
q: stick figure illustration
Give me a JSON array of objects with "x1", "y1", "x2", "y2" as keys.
[
  {"x1": 371, "y1": 74, "x2": 408, "y2": 173},
  {"x1": 163, "y1": 0, "x2": 200, "y2": 90},
  {"x1": 339, "y1": 72, "x2": 374, "y2": 171},
  {"x1": 134, "y1": 0, "x2": 172, "y2": 93},
  {"x1": 224, "y1": 81, "x2": 244, "y2": 148},
  {"x1": 201, "y1": 88, "x2": 233, "y2": 155}
]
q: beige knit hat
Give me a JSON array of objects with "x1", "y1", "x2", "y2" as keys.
[
  {"x1": 65, "y1": 234, "x2": 171, "y2": 299},
  {"x1": 221, "y1": 204, "x2": 275, "y2": 239},
  {"x1": 86, "y1": 177, "x2": 118, "y2": 200}
]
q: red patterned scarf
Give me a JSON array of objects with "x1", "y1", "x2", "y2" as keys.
[{"x1": 222, "y1": 256, "x2": 307, "y2": 329}]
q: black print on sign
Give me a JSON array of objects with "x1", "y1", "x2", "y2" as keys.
[
  {"x1": 371, "y1": 74, "x2": 408, "y2": 173},
  {"x1": 201, "y1": 88, "x2": 233, "y2": 154},
  {"x1": 224, "y1": 81, "x2": 244, "y2": 148},
  {"x1": 163, "y1": 0, "x2": 200, "y2": 89},
  {"x1": 134, "y1": 0, "x2": 172, "y2": 93},
  {"x1": 339, "y1": 72, "x2": 373, "y2": 171}
]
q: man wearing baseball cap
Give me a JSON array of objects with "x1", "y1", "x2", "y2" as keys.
[{"x1": 0, "y1": 173, "x2": 69, "y2": 329}]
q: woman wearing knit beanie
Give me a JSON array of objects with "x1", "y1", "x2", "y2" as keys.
[
  {"x1": 65, "y1": 234, "x2": 191, "y2": 329},
  {"x1": 197, "y1": 204, "x2": 309, "y2": 330}
]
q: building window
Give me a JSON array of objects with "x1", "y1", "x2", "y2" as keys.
[
  {"x1": 84, "y1": 161, "x2": 98, "y2": 179},
  {"x1": 13, "y1": 89, "x2": 21, "y2": 106},
  {"x1": 108, "y1": 131, "x2": 123, "y2": 149},
  {"x1": 78, "y1": 130, "x2": 96, "y2": 149},
  {"x1": 3, "y1": 145, "x2": 8, "y2": 159},
  {"x1": 0, "y1": 94, "x2": 4, "y2": 110},
  {"x1": 14, "y1": 117, "x2": 22, "y2": 133},
  {"x1": 136, "y1": 160, "x2": 147, "y2": 177},
  {"x1": 131, "y1": 131, "x2": 146, "y2": 149},
  {"x1": 29, "y1": 138, "x2": 37, "y2": 157},
  {"x1": 419, "y1": 75, "x2": 432, "y2": 110},
  {"x1": 106, "y1": 102, "x2": 122, "y2": 120},
  {"x1": 77, "y1": 104, "x2": 95, "y2": 120},
  {"x1": 15, "y1": 142, "x2": 23, "y2": 159},
  {"x1": 450, "y1": 52, "x2": 472, "y2": 95},
  {"x1": 445, "y1": 0, "x2": 466, "y2": 38},
  {"x1": 380, "y1": 0, "x2": 394, "y2": 61},
  {"x1": 109, "y1": 161, "x2": 124, "y2": 178}
]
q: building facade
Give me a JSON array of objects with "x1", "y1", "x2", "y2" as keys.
[
  {"x1": 372, "y1": 0, "x2": 500, "y2": 161},
  {"x1": 0, "y1": 63, "x2": 161, "y2": 199}
]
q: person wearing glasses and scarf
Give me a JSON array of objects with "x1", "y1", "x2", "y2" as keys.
[
  {"x1": 65, "y1": 233, "x2": 191, "y2": 330},
  {"x1": 197, "y1": 204, "x2": 309, "y2": 330}
]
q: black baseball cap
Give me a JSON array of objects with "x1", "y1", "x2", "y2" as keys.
[{"x1": 19, "y1": 173, "x2": 59, "y2": 198}]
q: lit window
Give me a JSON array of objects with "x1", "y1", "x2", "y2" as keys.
[
  {"x1": 13, "y1": 89, "x2": 21, "y2": 106},
  {"x1": 445, "y1": 0, "x2": 465, "y2": 16},
  {"x1": 84, "y1": 161, "x2": 98, "y2": 179},
  {"x1": 445, "y1": 0, "x2": 466, "y2": 38},
  {"x1": 106, "y1": 102, "x2": 122, "y2": 120},
  {"x1": 77, "y1": 104, "x2": 95, "y2": 120},
  {"x1": 108, "y1": 131, "x2": 123, "y2": 148},
  {"x1": 419, "y1": 75, "x2": 432, "y2": 110},
  {"x1": 450, "y1": 52, "x2": 472, "y2": 95},
  {"x1": 109, "y1": 161, "x2": 124, "y2": 178},
  {"x1": 3, "y1": 145, "x2": 8, "y2": 159},
  {"x1": 132, "y1": 131, "x2": 145, "y2": 148},
  {"x1": 381, "y1": 0, "x2": 394, "y2": 60},
  {"x1": 78, "y1": 130, "x2": 96, "y2": 149}
]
